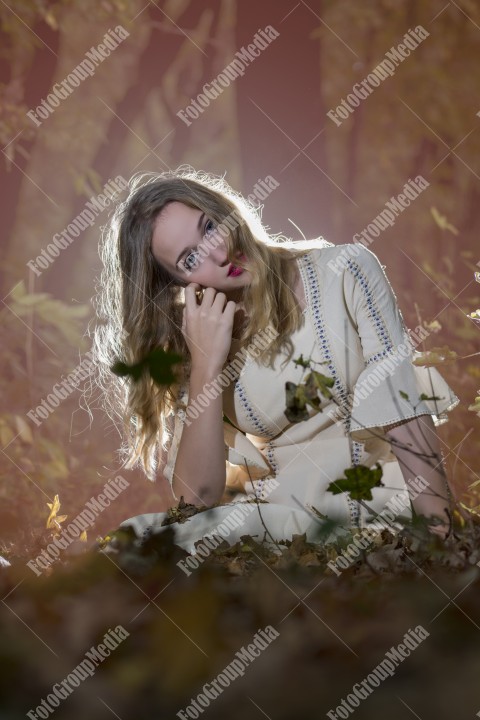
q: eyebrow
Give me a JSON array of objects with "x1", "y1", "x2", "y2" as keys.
[{"x1": 175, "y1": 212, "x2": 205, "y2": 266}]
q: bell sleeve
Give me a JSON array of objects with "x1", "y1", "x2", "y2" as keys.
[
  {"x1": 160, "y1": 383, "x2": 273, "y2": 501},
  {"x1": 342, "y1": 245, "x2": 459, "y2": 443}
]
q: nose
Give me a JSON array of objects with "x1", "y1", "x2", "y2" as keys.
[{"x1": 205, "y1": 234, "x2": 229, "y2": 265}]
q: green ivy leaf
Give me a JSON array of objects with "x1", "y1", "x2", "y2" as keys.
[
  {"x1": 310, "y1": 371, "x2": 335, "y2": 399},
  {"x1": 293, "y1": 354, "x2": 311, "y2": 369},
  {"x1": 285, "y1": 381, "x2": 310, "y2": 423},
  {"x1": 304, "y1": 373, "x2": 322, "y2": 409},
  {"x1": 111, "y1": 348, "x2": 182, "y2": 386},
  {"x1": 111, "y1": 359, "x2": 144, "y2": 381},
  {"x1": 146, "y1": 348, "x2": 182, "y2": 386},
  {"x1": 285, "y1": 369, "x2": 335, "y2": 422},
  {"x1": 327, "y1": 463, "x2": 384, "y2": 501},
  {"x1": 419, "y1": 393, "x2": 443, "y2": 402}
]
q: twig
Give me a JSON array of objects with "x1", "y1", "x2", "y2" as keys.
[{"x1": 244, "y1": 461, "x2": 283, "y2": 553}]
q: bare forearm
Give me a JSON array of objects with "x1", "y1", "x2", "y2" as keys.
[
  {"x1": 385, "y1": 415, "x2": 452, "y2": 534},
  {"x1": 172, "y1": 364, "x2": 226, "y2": 507}
]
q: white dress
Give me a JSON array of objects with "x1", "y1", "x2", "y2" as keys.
[{"x1": 120, "y1": 241, "x2": 459, "y2": 552}]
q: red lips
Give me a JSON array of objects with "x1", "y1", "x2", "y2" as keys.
[
  {"x1": 227, "y1": 253, "x2": 247, "y2": 277},
  {"x1": 228, "y1": 266, "x2": 244, "y2": 277}
]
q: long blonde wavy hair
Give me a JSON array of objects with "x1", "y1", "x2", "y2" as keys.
[{"x1": 93, "y1": 166, "x2": 321, "y2": 480}]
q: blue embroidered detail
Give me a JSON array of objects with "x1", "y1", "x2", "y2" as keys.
[
  {"x1": 252, "y1": 443, "x2": 278, "y2": 499},
  {"x1": 302, "y1": 252, "x2": 365, "y2": 526},
  {"x1": 235, "y1": 379, "x2": 277, "y2": 439},
  {"x1": 366, "y1": 348, "x2": 394, "y2": 365},
  {"x1": 301, "y1": 254, "x2": 351, "y2": 427},
  {"x1": 345, "y1": 258, "x2": 394, "y2": 355},
  {"x1": 265, "y1": 444, "x2": 279, "y2": 475},
  {"x1": 346, "y1": 441, "x2": 364, "y2": 526},
  {"x1": 352, "y1": 440, "x2": 363, "y2": 466},
  {"x1": 347, "y1": 497, "x2": 361, "y2": 525}
]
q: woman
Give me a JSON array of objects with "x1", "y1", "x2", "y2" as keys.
[{"x1": 94, "y1": 167, "x2": 459, "y2": 553}]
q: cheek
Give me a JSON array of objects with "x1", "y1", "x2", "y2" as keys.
[{"x1": 198, "y1": 263, "x2": 219, "y2": 282}]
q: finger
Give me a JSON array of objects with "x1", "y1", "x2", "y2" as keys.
[
  {"x1": 197, "y1": 287, "x2": 217, "y2": 306},
  {"x1": 184, "y1": 283, "x2": 202, "y2": 308},
  {"x1": 222, "y1": 299, "x2": 237, "y2": 321},
  {"x1": 211, "y1": 291, "x2": 228, "y2": 310}
]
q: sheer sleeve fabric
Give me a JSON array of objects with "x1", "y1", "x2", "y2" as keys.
[{"x1": 342, "y1": 245, "x2": 459, "y2": 443}]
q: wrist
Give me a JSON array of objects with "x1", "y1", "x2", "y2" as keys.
[{"x1": 190, "y1": 361, "x2": 223, "y2": 386}]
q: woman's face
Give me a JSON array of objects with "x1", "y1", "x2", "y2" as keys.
[{"x1": 151, "y1": 201, "x2": 251, "y2": 300}]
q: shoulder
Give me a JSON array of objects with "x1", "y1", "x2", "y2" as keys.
[{"x1": 300, "y1": 241, "x2": 385, "y2": 278}]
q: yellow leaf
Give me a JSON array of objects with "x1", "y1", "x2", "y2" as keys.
[
  {"x1": 459, "y1": 502, "x2": 480, "y2": 518},
  {"x1": 43, "y1": 10, "x2": 58, "y2": 30},
  {"x1": 412, "y1": 346, "x2": 458, "y2": 367},
  {"x1": 46, "y1": 495, "x2": 68, "y2": 532},
  {"x1": 467, "y1": 396, "x2": 480, "y2": 416},
  {"x1": 14, "y1": 415, "x2": 33, "y2": 444},
  {"x1": 80, "y1": 531, "x2": 88, "y2": 542},
  {"x1": 423, "y1": 320, "x2": 441, "y2": 334},
  {"x1": 46, "y1": 495, "x2": 60, "y2": 517},
  {"x1": 430, "y1": 206, "x2": 459, "y2": 235}
]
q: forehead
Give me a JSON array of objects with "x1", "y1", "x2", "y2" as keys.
[{"x1": 151, "y1": 201, "x2": 200, "y2": 269}]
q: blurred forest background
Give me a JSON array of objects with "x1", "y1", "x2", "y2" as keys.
[{"x1": 1, "y1": 0, "x2": 479, "y2": 551}]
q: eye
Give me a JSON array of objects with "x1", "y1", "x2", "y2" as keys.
[
  {"x1": 203, "y1": 219, "x2": 216, "y2": 238},
  {"x1": 183, "y1": 249, "x2": 201, "y2": 271}
]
